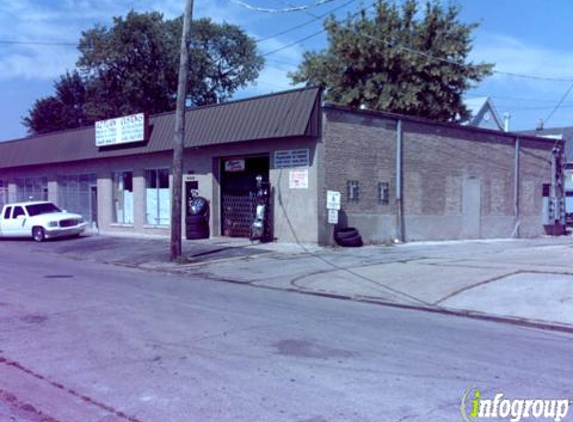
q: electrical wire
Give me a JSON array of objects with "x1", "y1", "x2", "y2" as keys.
[
  {"x1": 544, "y1": 82, "x2": 573, "y2": 125},
  {"x1": 256, "y1": 0, "x2": 359, "y2": 42},
  {"x1": 0, "y1": 39, "x2": 76, "y2": 46},
  {"x1": 230, "y1": 0, "x2": 340, "y2": 14}
]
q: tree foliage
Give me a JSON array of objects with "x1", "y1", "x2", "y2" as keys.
[
  {"x1": 24, "y1": 11, "x2": 264, "y2": 134},
  {"x1": 289, "y1": 0, "x2": 493, "y2": 121}
]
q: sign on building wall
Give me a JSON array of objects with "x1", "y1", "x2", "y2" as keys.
[
  {"x1": 224, "y1": 159, "x2": 246, "y2": 172},
  {"x1": 289, "y1": 168, "x2": 308, "y2": 189},
  {"x1": 328, "y1": 209, "x2": 339, "y2": 224},
  {"x1": 326, "y1": 190, "x2": 341, "y2": 210},
  {"x1": 274, "y1": 149, "x2": 310, "y2": 168},
  {"x1": 95, "y1": 113, "x2": 147, "y2": 147}
]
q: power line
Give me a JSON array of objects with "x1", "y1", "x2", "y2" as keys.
[
  {"x1": 0, "y1": 39, "x2": 76, "y2": 46},
  {"x1": 544, "y1": 82, "x2": 573, "y2": 125},
  {"x1": 256, "y1": 0, "x2": 359, "y2": 43},
  {"x1": 261, "y1": 0, "x2": 379, "y2": 56},
  {"x1": 230, "y1": 0, "x2": 340, "y2": 13},
  {"x1": 355, "y1": 31, "x2": 573, "y2": 83}
]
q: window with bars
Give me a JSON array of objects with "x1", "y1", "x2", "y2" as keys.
[
  {"x1": 378, "y1": 182, "x2": 390, "y2": 205},
  {"x1": 15, "y1": 177, "x2": 47, "y2": 202},
  {"x1": 347, "y1": 180, "x2": 359, "y2": 202},
  {"x1": 57, "y1": 174, "x2": 96, "y2": 221},
  {"x1": 0, "y1": 180, "x2": 7, "y2": 209}
]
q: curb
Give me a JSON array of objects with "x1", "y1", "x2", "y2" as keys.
[
  {"x1": 292, "y1": 289, "x2": 573, "y2": 335},
  {"x1": 25, "y1": 242, "x2": 573, "y2": 336}
]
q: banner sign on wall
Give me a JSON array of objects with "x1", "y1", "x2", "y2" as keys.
[
  {"x1": 274, "y1": 149, "x2": 310, "y2": 168},
  {"x1": 95, "y1": 113, "x2": 147, "y2": 147}
]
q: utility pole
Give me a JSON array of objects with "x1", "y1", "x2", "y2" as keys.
[{"x1": 171, "y1": 0, "x2": 194, "y2": 261}]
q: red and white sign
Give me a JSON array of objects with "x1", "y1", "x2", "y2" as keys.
[
  {"x1": 224, "y1": 159, "x2": 246, "y2": 172},
  {"x1": 289, "y1": 168, "x2": 308, "y2": 189}
]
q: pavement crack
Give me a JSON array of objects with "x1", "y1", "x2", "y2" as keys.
[
  {"x1": 0, "y1": 355, "x2": 146, "y2": 422},
  {"x1": 434, "y1": 270, "x2": 523, "y2": 305}
]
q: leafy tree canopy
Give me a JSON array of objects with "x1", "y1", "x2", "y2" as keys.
[
  {"x1": 24, "y1": 11, "x2": 264, "y2": 134},
  {"x1": 289, "y1": 0, "x2": 493, "y2": 122}
]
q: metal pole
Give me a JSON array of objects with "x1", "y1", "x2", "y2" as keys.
[
  {"x1": 171, "y1": 0, "x2": 194, "y2": 261},
  {"x1": 395, "y1": 119, "x2": 404, "y2": 242}
]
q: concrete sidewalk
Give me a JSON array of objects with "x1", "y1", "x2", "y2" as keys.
[{"x1": 20, "y1": 233, "x2": 573, "y2": 331}]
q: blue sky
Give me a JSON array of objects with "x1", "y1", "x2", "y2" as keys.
[{"x1": 0, "y1": 0, "x2": 572, "y2": 140}]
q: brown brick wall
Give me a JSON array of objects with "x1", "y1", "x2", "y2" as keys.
[{"x1": 322, "y1": 107, "x2": 555, "y2": 243}]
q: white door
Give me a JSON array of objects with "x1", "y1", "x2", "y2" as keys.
[{"x1": 3, "y1": 206, "x2": 29, "y2": 236}]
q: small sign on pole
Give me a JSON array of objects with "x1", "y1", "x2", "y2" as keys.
[
  {"x1": 328, "y1": 209, "x2": 339, "y2": 224},
  {"x1": 326, "y1": 190, "x2": 341, "y2": 210}
]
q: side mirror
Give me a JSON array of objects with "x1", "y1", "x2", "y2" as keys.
[{"x1": 62, "y1": 209, "x2": 68, "y2": 213}]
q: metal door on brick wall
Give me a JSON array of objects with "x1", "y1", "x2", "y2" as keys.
[{"x1": 462, "y1": 177, "x2": 481, "y2": 238}]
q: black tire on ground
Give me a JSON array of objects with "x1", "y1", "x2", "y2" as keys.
[
  {"x1": 186, "y1": 225, "x2": 210, "y2": 240},
  {"x1": 186, "y1": 230, "x2": 210, "y2": 240},
  {"x1": 186, "y1": 215, "x2": 207, "y2": 224},
  {"x1": 334, "y1": 227, "x2": 359, "y2": 241},
  {"x1": 337, "y1": 233, "x2": 363, "y2": 247},
  {"x1": 32, "y1": 227, "x2": 45, "y2": 242}
]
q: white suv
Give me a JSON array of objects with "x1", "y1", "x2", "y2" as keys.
[{"x1": 0, "y1": 201, "x2": 88, "y2": 242}]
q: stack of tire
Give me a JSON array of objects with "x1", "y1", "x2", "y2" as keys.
[
  {"x1": 334, "y1": 227, "x2": 363, "y2": 247},
  {"x1": 186, "y1": 197, "x2": 210, "y2": 240}
]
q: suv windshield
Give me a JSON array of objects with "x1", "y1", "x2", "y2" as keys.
[{"x1": 26, "y1": 203, "x2": 61, "y2": 216}]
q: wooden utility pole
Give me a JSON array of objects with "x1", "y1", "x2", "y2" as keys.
[{"x1": 171, "y1": 0, "x2": 194, "y2": 260}]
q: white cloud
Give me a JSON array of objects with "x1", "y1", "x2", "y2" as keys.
[{"x1": 471, "y1": 33, "x2": 573, "y2": 92}]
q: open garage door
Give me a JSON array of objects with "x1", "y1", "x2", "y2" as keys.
[{"x1": 221, "y1": 155, "x2": 269, "y2": 237}]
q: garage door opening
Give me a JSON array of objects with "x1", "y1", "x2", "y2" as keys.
[{"x1": 221, "y1": 155, "x2": 269, "y2": 238}]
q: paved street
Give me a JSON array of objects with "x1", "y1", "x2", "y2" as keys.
[{"x1": 0, "y1": 239, "x2": 572, "y2": 421}]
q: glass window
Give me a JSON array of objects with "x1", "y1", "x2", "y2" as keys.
[
  {"x1": 112, "y1": 171, "x2": 134, "y2": 224},
  {"x1": 347, "y1": 180, "x2": 359, "y2": 202},
  {"x1": 15, "y1": 177, "x2": 47, "y2": 202},
  {"x1": 12, "y1": 206, "x2": 25, "y2": 218},
  {"x1": 378, "y1": 182, "x2": 390, "y2": 205},
  {"x1": 3, "y1": 206, "x2": 12, "y2": 219},
  {"x1": 145, "y1": 169, "x2": 170, "y2": 226}
]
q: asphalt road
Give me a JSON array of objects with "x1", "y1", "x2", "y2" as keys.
[{"x1": 0, "y1": 240, "x2": 572, "y2": 422}]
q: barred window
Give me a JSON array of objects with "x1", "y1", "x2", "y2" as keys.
[
  {"x1": 347, "y1": 180, "x2": 359, "y2": 202},
  {"x1": 15, "y1": 177, "x2": 47, "y2": 202},
  {"x1": 378, "y1": 182, "x2": 390, "y2": 205}
]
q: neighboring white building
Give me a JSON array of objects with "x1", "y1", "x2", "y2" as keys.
[{"x1": 461, "y1": 97, "x2": 505, "y2": 131}]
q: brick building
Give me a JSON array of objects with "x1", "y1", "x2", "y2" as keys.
[{"x1": 0, "y1": 87, "x2": 561, "y2": 245}]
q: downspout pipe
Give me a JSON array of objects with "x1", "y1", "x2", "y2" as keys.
[
  {"x1": 395, "y1": 119, "x2": 404, "y2": 242},
  {"x1": 513, "y1": 137, "x2": 520, "y2": 238}
]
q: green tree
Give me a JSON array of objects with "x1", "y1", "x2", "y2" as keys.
[
  {"x1": 23, "y1": 71, "x2": 91, "y2": 134},
  {"x1": 24, "y1": 11, "x2": 264, "y2": 134},
  {"x1": 290, "y1": 0, "x2": 493, "y2": 121}
]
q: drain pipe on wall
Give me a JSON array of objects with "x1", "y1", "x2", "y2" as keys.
[
  {"x1": 395, "y1": 119, "x2": 405, "y2": 243},
  {"x1": 512, "y1": 136, "x2": 520, "y2": 238}
]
